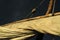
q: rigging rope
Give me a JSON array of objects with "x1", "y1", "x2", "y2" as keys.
[
  {"x1": 23, "y1": 0, "x2": 46, "y2": 18},
  {"x1": 25, "y1": 0, "x2": 54, "y2": 18},
  {"x1": 45, "y1": 0, "x2": 53, "y2": 16},
  {"x1": 52, "y1": 0, "x2": 56, "y2": 16}
]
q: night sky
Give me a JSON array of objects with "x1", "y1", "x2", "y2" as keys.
[
  {"x1": 0, "y1": 0, "x2": 60, "y2": 40},
  {"x1": 0, "y1": 0, "x2": 60, "y2": 25}
]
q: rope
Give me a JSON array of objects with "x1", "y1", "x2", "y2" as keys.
[
  {"x1": 52, "y1": 0, "x2": 56, "y2": 16},
  {"x1": 23, "y1": 0, "x2": 46, "y2": 18}
]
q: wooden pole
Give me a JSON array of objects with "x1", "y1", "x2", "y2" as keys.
[{"x1": 45, "y1": 0, "x2": 53, "y2": 16}]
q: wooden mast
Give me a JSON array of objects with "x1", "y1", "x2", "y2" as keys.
[{"x1": 45, "y1": 0, "x2": 53, "y2": 16}]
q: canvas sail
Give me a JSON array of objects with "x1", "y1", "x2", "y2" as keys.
[
  {"x1": 0, "y1": 12, "x2": 60, "y2": 40},
  {"x1": 0, "y1": 0, "x2": 60, "y2": 40}
]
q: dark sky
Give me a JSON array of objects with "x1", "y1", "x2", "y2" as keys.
[
  {"x1": 0, "y1": 0, "x2": 60, "y2": 25},
  {"x1": 0, "y1": 0, "x2": 41, "y2": 25}
]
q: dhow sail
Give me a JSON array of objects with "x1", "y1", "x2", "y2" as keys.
[{"x1": 0, "y1": 0, "x2": 60, "y2": 40}]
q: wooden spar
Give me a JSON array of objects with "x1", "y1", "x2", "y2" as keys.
[
  {"x1": 1, "y1": 12, "x2": 60, "y2": 27},
  {"x1": 45, "y1": 0, "x2": 53, "y2": 16},
  {"x1": 1, "y1": 12, "x2": 60, "y2": 36}
]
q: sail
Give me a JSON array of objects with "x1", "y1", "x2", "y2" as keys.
[
  {"x1": 3, "y1": 12, "x2": 60, "y2": 35},
  {"x1": 0, "y1": 12, "x2": 60, "y2": 40}
]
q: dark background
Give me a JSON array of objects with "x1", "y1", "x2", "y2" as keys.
[
  {"x1": 0, "y1": 0, "x2": 60, "y2": 40},
  {"x1": 0, "y1": 0, "x2": 60, "y2": 25}
]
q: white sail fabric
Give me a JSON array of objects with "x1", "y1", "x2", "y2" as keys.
[{"x1": 0, "y1": 13, "x2": 60, "y2": 40}]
